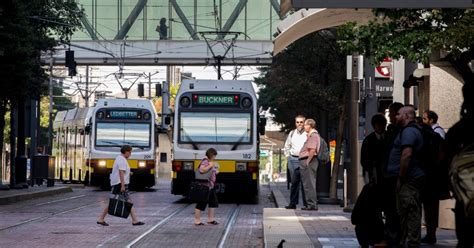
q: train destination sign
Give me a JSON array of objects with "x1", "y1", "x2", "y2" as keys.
[
  {"x1": 193, "y1": 94, "x2": 239, "y2": 106},
  {"x1": 107, "y1": 110, "x2": 140, "y2": 119}
]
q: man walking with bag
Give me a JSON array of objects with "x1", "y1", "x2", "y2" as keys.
[
  {"x1": 299, "y1": 118, "x2": 320, "y2": 211},
  {"x1": 97, "y1": 145, "x2": 144, "y2": 226},
  {"x1": 284, "y1": 115, "x2": 308, "y2": 209}
]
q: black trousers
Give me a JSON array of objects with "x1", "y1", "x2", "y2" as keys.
[{"x1": 423, "y1": 196, "x2": 439, "y2": 235}]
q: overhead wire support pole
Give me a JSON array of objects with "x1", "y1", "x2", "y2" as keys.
[{"x1": 47, "y1": 51, "x2": 54, "y2": 155}]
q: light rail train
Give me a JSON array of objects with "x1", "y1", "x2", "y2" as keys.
[
  {"x1": 171, "y1": 80, "x2": 265, "y2": 198},
  {"x1": 52, "y1": 99, "x2": 159, "y2": 189}
]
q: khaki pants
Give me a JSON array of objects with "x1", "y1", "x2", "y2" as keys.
[{"x1": 300, "y1": 158, "x2": 319, "y2": 209}]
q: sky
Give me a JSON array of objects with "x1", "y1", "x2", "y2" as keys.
[{"x1": 62, "y1": 65, "x2": 263, "y2": 98}]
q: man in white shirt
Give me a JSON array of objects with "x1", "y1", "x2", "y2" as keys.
[
  {"x1": 283, "y1": 115, "x2": 308, "y2": 209},
  {"x1": 423, "y1": 110, "x2": 445, "y2": 139},
  {"x1": 97, "y1": 145, "x2": 144, "y2": 226}
]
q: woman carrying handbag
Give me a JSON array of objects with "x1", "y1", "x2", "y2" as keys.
[{"x1": 194, "y1": 148, "x2": 219, "y2": 226}]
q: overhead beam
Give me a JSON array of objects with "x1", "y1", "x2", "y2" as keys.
[
  {"x1": 80, "y1": 16, "x2": 98, "y2": 40},
  {"x1": 170, "y1": 0, "x2": 199, "y2": 40},
  {"x1": 291, "y1": 0, "x2": 472, "y2": 8},
  {"x1": 218, "y1": 0, "x2": 248, "y2": 39},
  {"x1": 43, "y1": 40, "x2": 273, "y2": 66},
  {"x1": 269, "y1": 0, "x2": 282, "y2": 20},
  {"x1": 114, "y1": 0, "x2": 147, "y2": 40}
]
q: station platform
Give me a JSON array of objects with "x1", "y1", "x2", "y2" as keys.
[
  {"x1": 265, "y1": 182, "x2": 458, "y2": 248},
  {"x1": 0, "y1": 184, "x2": 73, "y2": 205}
]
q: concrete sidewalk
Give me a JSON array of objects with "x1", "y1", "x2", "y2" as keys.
[
  {"x1": 266, "y1": 182, "x2": 458, "y2": 248},
  {"x1": 0, "y1": 184, "x2": 72, "y2": 205}
]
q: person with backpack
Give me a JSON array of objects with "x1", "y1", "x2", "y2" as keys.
[
  {"x1": 283, "y1": 115, "x2": 308, "y2": 209},
  {"x1": 423, "y1": 110, "x2": 446, "y2": 139},
  {"x1": 298, "y1": 118, "x2": 320, "y2": 211},
  {"x1": 387, "y1": 106, "x2": 425, "y2": 247},
  {"x1": 420, "y1": 110, "x2": 446, "y2": 244},
  {"x1": 442, "y1": 81, "x2": 474, "y2": 248}
]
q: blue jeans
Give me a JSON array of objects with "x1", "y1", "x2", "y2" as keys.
[{"x1": 288, "y1": 156, "x2": 307, "y2": 206}]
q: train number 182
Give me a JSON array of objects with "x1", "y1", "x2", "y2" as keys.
[{"x1": 242, "y1": 153, "x2": 251, "y2": 159}]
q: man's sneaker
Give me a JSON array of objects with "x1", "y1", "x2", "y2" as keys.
[
  {"x1": 285, "y1": 205, "x2": 296, "y2": 209},
  {"x1": 421, "y1": 235, "x2": 436, "y2": 244}
]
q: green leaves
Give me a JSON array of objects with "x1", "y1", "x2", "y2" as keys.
[
  {"x1": 337, "y1": 9, "x2": 474, "y2": 65},
  {"x1": 255, "y1": 31, "x2": 346, "y2": 131}
]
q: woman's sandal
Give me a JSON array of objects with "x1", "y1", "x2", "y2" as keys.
[
  {"x1": 194, "y1": 222, "x2": 205, "y2": 226},
  {"x1": 96, "y1": 221, "x2": 109, "y2": 226},
  {"x1": 207, "y1": 220, "x2": 219, "y2": 225}
]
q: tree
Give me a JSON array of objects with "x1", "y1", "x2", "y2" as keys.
[
  {"x1": 337, "y1": 9, "x2": 473, "y2": 84},
  {"x1": 0, "y1": 0, "x2": 82, "y2": 183},
  {"x1": 255, "y1": 30, "x2": 347, "y2": 200}
]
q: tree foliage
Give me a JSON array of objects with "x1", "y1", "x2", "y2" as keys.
[
  {"x1": 0, "y1": 0, "x2": 83, "y2": 157},
  {"x1": 337, "y1": 9, "x2": 473, "y2": 80},
  {"x1": 255, "y1": 31, "x2": 346, "y2": 132}
]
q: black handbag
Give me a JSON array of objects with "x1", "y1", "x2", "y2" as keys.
[
  {"x1": 108, "y1": 194, "x2": 133, "y2": 218},
  {"x1": 188, "y1": 181, "x2": 210, "y2": 202}
]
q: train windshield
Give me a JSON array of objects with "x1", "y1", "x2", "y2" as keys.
[
  {"x1": 96, "y1": 122, "x2": 150, "y2": 147},
  {"x1": 179, "y1": 112, "x2": 251, "y2": 143}
]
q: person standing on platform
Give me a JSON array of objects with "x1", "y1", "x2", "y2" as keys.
[
  {"x1": 421, "y1": 110, "x2": 446, "y2": 244},
  {"x1": 298, "y1": 118, "x2": 320, "y2": 211},
  {"x1": 387, "y1": 106, "x2": 425, "y2": 247},
  {"x1": 384, "y1": 102, "x2": 404, "y2": 247},
  {"x1": 283, "y1": 115, "x2": 308, "y2": 209},
  {"x1": 361, "y1": 113, "x2": 388, "y2": 186}
]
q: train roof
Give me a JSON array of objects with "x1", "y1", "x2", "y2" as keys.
[
  {"x1": 179, "y1": 80, "x2": 255, "y2": 95},
  {"x1": 53, "y1": 110, "x2": 67, "y2": 129}
]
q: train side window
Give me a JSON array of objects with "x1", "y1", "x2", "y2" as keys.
[{"x1": 160, "y1": 153, "x2": 167, "y2": 163}]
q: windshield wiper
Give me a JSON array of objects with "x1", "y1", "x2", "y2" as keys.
[
  {"x1": 231, "y1": 130, "x2": 250, "y2": 151},
  {"x1": 122, "y1": 141, "x2": 148, "y2": 150},
  {"x1": 98, "y1": 140, "x2": 122, "y2": 147},
  {"x1": 181, "y1": 129, "x2": 199, "y2": 150}
]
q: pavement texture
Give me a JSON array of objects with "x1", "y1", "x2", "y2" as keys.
[{"x1": 268, "y1": 181, "x2": 458, "y2": 248}]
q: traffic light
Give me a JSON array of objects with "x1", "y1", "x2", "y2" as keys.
[
  {"x1": 68, "y1": 61, "x2": 77, "y2": 77},
  {"x1": 137, "y1": 83, "x2": 144, "y2": 97},
  {"x1": 65, "y1": 50, "x2": 77, "y2": 76},
  {"x1": 155, "y1": 83, "x2": 162, "y2": 97}
]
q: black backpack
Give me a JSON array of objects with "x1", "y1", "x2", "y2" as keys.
[
  {"x1": 405, "y1": 123, "x2": 443, "y2": 174},
  {"x1": 405, "y1": 123, "x2": 451, "y2": 199}
]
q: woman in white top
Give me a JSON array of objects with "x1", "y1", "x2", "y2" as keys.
[{"x1": 97, "y1": 145, "x2": 144, "y2": 226}]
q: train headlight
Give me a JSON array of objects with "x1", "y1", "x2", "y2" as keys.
[
  {"x1": 143, "y1": 112, "x2": 151, "y2": 120},
  {"x1": 183, "y1": 161, "x2": 193, "y2": 171},
  {"x1": 180, "y1": 96, "x2": 191, "y2": 107},
  {"x1": 138, "y1": 161, "x2": 146, "y2": 168},
  {"x1": 98, "y1": 160, "x2": 106, "y2": 167},
  {"x1": 236, "y1": 162, "x2": 247, "y2": 172},
  {"x1": 242, "y1": 97, "x2": 252, "y2": 108}
]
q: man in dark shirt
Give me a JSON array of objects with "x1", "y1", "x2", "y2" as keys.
[
  {"x1": 383, "y1": 102, "x2": 404, "y2": 246},
  {"x1": 387, "y1": 106, "x2": 425, "y2": 247},
  {"x1": 361, "y1": 113, "x2": 388, "y2": 185}
]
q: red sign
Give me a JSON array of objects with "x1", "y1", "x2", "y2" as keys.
[{"x1": 375, "y1": 58, "x2": 392, "y2": 78}]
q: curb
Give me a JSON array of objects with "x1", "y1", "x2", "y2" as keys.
[{"x1": 0, "y1": 187, "x2": 73, "y2": 205}]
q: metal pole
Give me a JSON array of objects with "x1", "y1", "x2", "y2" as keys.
[
  {"x1": 349, "y1": 53, "x2": 360, "y2": 205},
  {"x1": 47, "y1": 52, "x2": 54, "y2": 155},
  {"x1": 148, "y1": 72, "x2": 152, "y2": 100},
  {"x1": 85, "y1": 66, "x2": 89, "y2": 107}
]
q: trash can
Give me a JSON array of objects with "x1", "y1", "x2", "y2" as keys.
[{"x1": 32, "y1": 155, "x2": 55, "y2": 187}]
